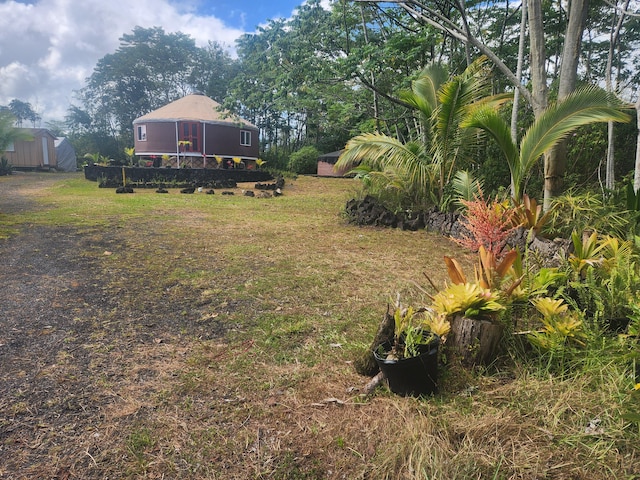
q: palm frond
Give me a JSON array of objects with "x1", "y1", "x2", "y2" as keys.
[
  {"x1": 336, "y1": 133, "x2": 435, "y2": 197},
  {"x1": 468, "y1": 92, "x2": 514, "y2": 112},
  {"x1": 434, "y1": 77, "x2": 465, "y2": 162},
  {"x1": 399, "y1": 63, "x2": 448, "y2": 126},
  {"x1": 412, "y1": 63, "x2": 449, "y2": 113},
  {"x1": 519, "y1": 86, "x2": 631, "y2": 184},
  {"x1": 398, "y1": 89, "x2": 431, "y2": 119},
  {"x1": 451, "y1": 170, "x2": 483, "y2": 205},
  {"x1": 461, "y1": 104, "x2": 520, "y2": 196},
  {"x1": 433, "y1": 56, "x2": 494, "y2": 169},
  {"x1": 456, "y1": 55, "x2": 490, "y2": 83}
]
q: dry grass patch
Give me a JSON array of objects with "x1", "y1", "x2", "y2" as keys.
[{"x1": 0, "y1": 172, "x2": 637, "y2": 479}]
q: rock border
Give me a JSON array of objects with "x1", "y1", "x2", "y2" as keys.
[{"x1": 344, "y1": 196, "x2": 571, "y2": 266}]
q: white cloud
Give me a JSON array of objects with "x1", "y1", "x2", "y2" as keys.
[
  {"x1": 0, "y1": 0, "x2": 247, "y2": 122},
  {"x1": 0, "y1": 62, "x2": 38, "y2": 97}
]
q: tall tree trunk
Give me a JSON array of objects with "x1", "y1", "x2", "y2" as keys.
[
  {"x1": 605, "y1": 0, "x2": 630, "y2": 191},
  {"x1": 606, "y1": 122, "x2": 616, "y2": 190},
  {"x1": 510, "y1": 0, "x2": 527, "y2": 142},
  {"x1": 527, "y1": 0, "x2": 548, "y2": 119},
  {"x1": 360, "y1": 5, "x2": 381, "y2": 132},
  {"x1": 543, "y1": 0, "x2": 590, "y2": 210},
  {"x1": 456, "y1": 0, "x2": 473, "y2": 66},
  {"x1": 527, "y1": 0, "x2": 550, "y2": 207},
  {"x1": 634, "y1": 93, "x2": 640, "y2": 192},
  {"x1": 510, "y1": 0, "x2": 528, "y2": 196}
]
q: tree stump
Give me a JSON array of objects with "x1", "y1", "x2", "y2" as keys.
[
  {"x1": 447, "y1": 315, "x2": 504, "y2": 366},
  {"x1": 353, "y1": 306, "x2": 395, "y2": 376}
]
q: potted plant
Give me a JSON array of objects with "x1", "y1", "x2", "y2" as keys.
[{"x1": 373, "y1": 305, "x2": 446, "y2": 396}]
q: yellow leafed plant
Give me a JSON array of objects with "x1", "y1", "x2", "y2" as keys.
[
  {"x1": 528, "y1": 297, "x2": 586, "y2": 350},
  {"x1": 531, "y1": 297, "x2": 568, "y2": 318},
  {"x1": 422, "y1": 312, "x2": 451, "y2": 339},
  {"x1": 431, "y1": 282, "x2": 504, "y2": 321}
]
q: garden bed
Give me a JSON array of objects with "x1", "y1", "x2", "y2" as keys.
[{"x1": 83, "y1": 164, "x2": 273, "y2": 185}]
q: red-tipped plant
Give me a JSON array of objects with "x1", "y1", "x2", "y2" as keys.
[{"x1": 457, "y1": 191, "x2": 518, "y2": 257}]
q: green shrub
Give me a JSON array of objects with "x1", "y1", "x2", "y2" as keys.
[
  {"x1": 260, "y1": 149, "x2": 289, "y2": 171},
  {"x1": 544, "y1": 190, "x2": 629, "y2": 238},
  {"x1": 349, "y1": 166, "x2": 434, "y2": 214},
  {"x1": 287, "y1": 146, "x2": 319, "y2": 174},
  {"x1": 0, "y1": 156, "x2": 12, "y2": 176}
]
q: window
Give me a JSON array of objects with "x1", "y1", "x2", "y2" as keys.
[
  {"x1": 137, "y1": 125, "x2": 147, "y2": 141},
  {"x1": 7, "y1": 141, "x2": 14, "y2": 152},
  {"x1": 240, "y1": 130, "x2": 251, "y2": 146}
]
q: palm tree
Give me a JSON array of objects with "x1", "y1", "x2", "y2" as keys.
[
  {"x1": 0, "y1": 110, "x2": 33, "y2": 155},
  {"x1": 462, "y1": 85, "x2": 631, "y2": 204},
  {"x1": 335, "y1": 56, "x2": 510, "y2": 206}
]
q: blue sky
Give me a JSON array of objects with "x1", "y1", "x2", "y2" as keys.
[
  {"x1": 0, "y1": 0, "x2": 316, "y2": 121},
  {"x1": 196, "y1": 0, "x2": 305, "y2": 30}
]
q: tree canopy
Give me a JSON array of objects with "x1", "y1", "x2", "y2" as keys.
[
  {"x1": 66, "y1": 1, "x2": 640, "y2": 198},
  {"x1": 1, "y1": 100, "x2": 40, "y2": 128},
  {"x1": 0, "y1": 111, "x2": 34, "y2": 155}
]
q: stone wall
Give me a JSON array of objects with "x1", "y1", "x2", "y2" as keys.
[{"x1": 344, "y1": 196, "x2": 571, "y2": 265}]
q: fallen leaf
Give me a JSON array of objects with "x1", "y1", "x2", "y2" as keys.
[{"x1": 311, "y1": 397, "x2": 345, "y2": 407}]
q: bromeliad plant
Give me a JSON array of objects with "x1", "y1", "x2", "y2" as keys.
[
  {"x1": 428, "y1": 248, "x2": 520, "y2": 366},
  {"x1": 124, "y1": 147, "x2": 136, "y2": 166},
  {"x1": 527, "y1": 297, "x2": 586, "y2": 351},
  {"x1": 428, "y1": 246, "x2": 522, "y2": 323},
  {"x1": 443, "y1": 246, "x2": 521, "y2": 295},
  {"x1": 371, "y1": 300, "x2": 444, "y2": 397},
  {"x1": 456, "y1": 192, "x2": 518, "y2": 256},
  {"x1": 508, "y1": 253, "x2": 567, "y2": 304},
  {"x1": 512, "y1": 194, "x2": 553, "y2": 235},
  {"x1": 431, "y1": 282, "x2": 504, "y2": 322},
  {"x1": 567, "y1": 230, "x2": 613, "y2": 279},
  {"x1": 562, "y1": 231, "x2": 640, "y2": 328}
]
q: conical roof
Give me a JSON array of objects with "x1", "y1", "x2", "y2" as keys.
[{"x1": 133, "y1": 93, "x2": 257, "y2": 129}]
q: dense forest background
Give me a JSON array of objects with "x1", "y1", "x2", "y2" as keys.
[{"x1": 4, "y1": 0, "x2": 640, "y2": 199}]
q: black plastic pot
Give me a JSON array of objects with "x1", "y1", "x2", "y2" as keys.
[
  {"x1": 373, "y1": 336, "x2": 440, "y2": 397},
  {"x1": 604, "y1": 317, "x2": 631, "y2": 334}
]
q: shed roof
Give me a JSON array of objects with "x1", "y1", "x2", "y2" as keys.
[
  {"x1": 133, "y1": 93, "x2": 257, "y2": 129},
  {"x1": 18, "y1": 128, "x2": 57, "y2": 139},
  {"x1": 318, "y1": 150, "x2": 344, "y2": 165}
]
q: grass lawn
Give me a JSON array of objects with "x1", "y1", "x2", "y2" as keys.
[{"x1": 0, "y1": 172, "x2": 637, "y2": 479}]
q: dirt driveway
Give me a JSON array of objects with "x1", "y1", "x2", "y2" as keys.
[{"x1": 0, "y1": 173, "x2": 242, "y2": 478}]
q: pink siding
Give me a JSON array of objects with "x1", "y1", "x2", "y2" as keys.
[{"x1": 317, "y1": 161, "x2": 348, "y2": 177}]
